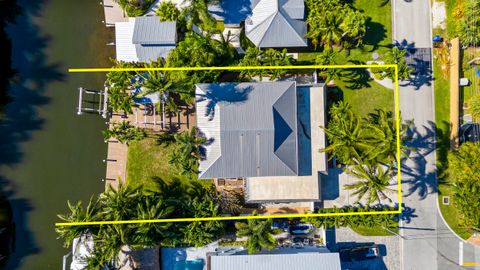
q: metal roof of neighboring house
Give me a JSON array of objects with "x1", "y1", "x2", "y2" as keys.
[
  {"x1": 245, "y1": 0, "x2": 307, "y2": 48},
  {"x1": 132, "y1": 17, "x2": 176, "y2": 44},
  {"x1": 210, "y1": 253, "x2": 341, "y2": 270},
  {"x1": 115, "y1": 20, "x2": 139, "y2": 62},
  {"x1": 195, "y1": 81, "x2": 299, "y2": 179},
  {"x1": 115, "y1": 17, "x2": 176, "y2": 63}
]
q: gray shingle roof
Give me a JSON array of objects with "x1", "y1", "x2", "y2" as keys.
[
  {"x1": 195, "y1": 81, "x2": 299, "y2": 179},
  {"x1": 245, "y1": 0, "x2": 307, "y2": 48},
  {"x1": 210, "y1": 253, "x2": 341, "y2": 270},
  {"x1": 132, "y1": 17, "x2": 176, "y2": 45}
]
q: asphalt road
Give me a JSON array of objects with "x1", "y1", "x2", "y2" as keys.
[{"x1": 393, "y1": 0, "x2": 480, "y2": 269}]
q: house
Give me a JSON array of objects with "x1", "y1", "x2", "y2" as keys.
[
  {"x1": 245, "y1": 0, "x2": 307, "y2": 48},
  {"x1": 115, "y1": 16, "x2": 176, "y2": 63},
  {"x1": 208, "y1": 0, "x2": 307, "y2": 48},
  {"x1": 195, "y1": 81, "x2": 327, "y2": 205},
  {"x1": 208, "y1": 251, "x2": 341, "y2": 270}
]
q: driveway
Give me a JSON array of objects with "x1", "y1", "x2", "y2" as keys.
[{"x1": 327, "y1": 227, "x2": 400, "y2": 270}]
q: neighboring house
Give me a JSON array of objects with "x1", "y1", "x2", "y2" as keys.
[
  {"x1": 245, "y1": 0, "x2": 307, "y2": 48},
  {"x1": 208, "y1": 250, "x2": 341, "y2": 270},
  {"x1": 195, "y1": 81, "x2": 327, "y2": 205},
  {"x1": 208, "y1": 0, "x2": 307, "y2": 48},
  {"x1": 115, "y1": 16, "x2": 176, "y2": 63}
]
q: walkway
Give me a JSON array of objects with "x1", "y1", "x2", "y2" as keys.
[{"x1": 393, "y1": 0, "x2": 480, "y2": 268}]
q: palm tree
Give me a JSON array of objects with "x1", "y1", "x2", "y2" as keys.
[
  {"x1": 364, "y1": 109, "x2": 414, "y2": 164},
  {"x1": 168, "y1": 127, "x2": 206, "y2": 175},
  {"x1": 320, "y1": 101, "x2": 370, "y2": 164},
  {"x1": 156, "y1": 1, "x2": 180, "y2": 21},
  {"x1": 108, "y1": 85, "x2": 133, "y2": 115},
  {"x1": 182, "y1": 198, "x2": 224, "y2": 247},
  {"x1": 344, "y1": 161, "x2": 396, "y2": 204},
  {"x1": 382, "y1": 47, "x2": 414, "y2": 81},
  {"x1": 235, "y1": 212, "x2": 276, "y2": 254},
  {"x1": 319, "y1": 13, "x2": 343, "y2": 48},
  {"x1": 339, "y1": 9, "x2": 366, "y2": 47},
  {"x1": 99, "y1": 183, "x2": 142, "y2": 220},
  {"x1": 56, "y1": 196, "x2": 100, "y2": 248},
  {"x1": 103, "y1": 121, "x2": 146, "y2": 145}
]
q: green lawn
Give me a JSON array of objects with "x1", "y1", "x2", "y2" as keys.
[
  {"x1": 433, "y1": 47, "x2": 473, "y2": 240},
  {"x1": 298, "y1": 0, "x2": 392, "y2": 65},
  {"x1": 351, "y1": 225, "x2": 396, "y2": 236},
  {"x1": 333, "y1": 79, "x2": 394, "y2": 117},
  {"x1": 126, "y1": 137, "x2": 193, "y2": 191}
]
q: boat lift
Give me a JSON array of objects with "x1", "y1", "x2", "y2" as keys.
[{"x1": 77, "y1": 83, "x2": 109, "y2": 118}]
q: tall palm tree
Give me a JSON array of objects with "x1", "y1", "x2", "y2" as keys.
[
  {"x1": 235, "y1": 212, "x2": 276, "y2": 254},
  {"x1": 382, "y1": 47, "x2": 414, "y2": 80},
  {"x1": 108, "y1": 85, "x2": 133, "y2": 114},
  {"x1": 344, "y1": 161, "x2": 396, "y2": 204},
  {"x1": 319, "y1": 13, "x2": 343, "y2": 48},
  {"x1": 99, "y1": 183, "x2": 142, "y2": 220},
  {"x1": 156, "y1": 1, "x2": 180, "y2": 21},
  {"x1": 168, "y1": 127, "x2": 207, "y2": 175},
  {"x1": 364, "y1": 109, "x2": 414, "y2": 164},
  {"x1": 320, "y1": 101, "x2": 370, "y2": 164},
  {"x1": 56, "y1": 196, "x2": 100, "y2": 248}
]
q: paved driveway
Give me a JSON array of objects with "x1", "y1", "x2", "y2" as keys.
[{"x1": 327, "y1": 227, "x2": 400, "y2": 270}]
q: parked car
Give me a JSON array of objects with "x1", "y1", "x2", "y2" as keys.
[
  {"x1": 289, "y1": 224, "x2": 314, "y2": 235},
  {"x1": 339, "y1": 245, "x2": 381, "y2": 262}
]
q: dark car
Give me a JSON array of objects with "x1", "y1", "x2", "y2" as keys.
[{"x1": 339, "y1": 245, "x2": 381, "y2": 262}]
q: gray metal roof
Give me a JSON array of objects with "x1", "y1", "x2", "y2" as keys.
[
  {"x1": 135, "y1": 44, "x2": 175, "y2": 62},
  {"x1": 210, "y1": 253, "x2": 341, "y2": 270},
  {"x1": 195, "y1": 81, "x2": 299, "y2": 179},
  {"x1": 132, "y1": 17, "x2": 176, "y2": 45},
  {"x1": 245, "y1": 0, "x2": 307, "y2": 48}
]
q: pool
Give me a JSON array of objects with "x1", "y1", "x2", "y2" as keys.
[{"x1": 174, "y1": 259, "x2": 204, "y2": 270}]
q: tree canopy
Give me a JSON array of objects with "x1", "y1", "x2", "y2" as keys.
[{"x1": 305, "y1": 0, "x2": 367, "y2": 48}]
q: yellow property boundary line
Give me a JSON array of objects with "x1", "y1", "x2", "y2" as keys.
[{"x1": 58, "y1": 64, "x2": 401, "y2": 227}]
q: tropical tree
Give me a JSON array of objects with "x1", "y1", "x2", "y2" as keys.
[
  {"x1": 55, "y1": 197, "x2": 100, "y2": 248},
  {"x1": 108, "y1": 85, "x2": 133, "y2": 114},
  {"x1": 179, "y1": 0, "x2": 218, "y2": 33},
  {"x1": 305, "y1": 0, "x2": 366, "y2": 48},
  {"x1": 168, "y1": 127, "x2": 206, "y2": 175},
  {"x1": 235, "y1": 212, "x2": 276, "y2": 254},
  {"x1": 315, "y1": 48, "x2": 342, "y2": 84},
  {"x1": 468, "y1": 95, "x2": 480, "y2": 120},
  {"x1": 156, "y1": 1, "x2": 180, "y2": 21},
  {"x1": 320, "y1": 101, "x2": 369, "y2": 164},
  {"x1": 238, "y1": 47, "x2": 294, "y2": 81},
  {"x1": 448, "y1": 142, "x2": 480, "y2": 183},
  {"x1": 113, "y1": 0, "x2": 155, "y2": 17},
  {"x1": 103, "y1": 121, "x2": 146, "y2": 145},
  {"x1": 99, "y1": 183, "x2": 142, "y2": 220},
  {"x1": 378, "y1": 47, "x2": 414, "y2": 81},
  {"x1": 182, "y1": 198, "x2": 225, "y2": 247},
  {"x1": 452, "y1": 181, "x2": 480, "y2": 229},
  {"x1": 344, "y1": 160, "x2": 396, "y2": 204},
  {"x1": 363, "y1": 109, "x2": 414, "y2": 164}
]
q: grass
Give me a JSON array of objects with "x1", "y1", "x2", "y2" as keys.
[
  {"x1": 298, "y1": 0, "x2": 392, "y2": 65},
  {"x1": 126, "y1": 137, "x2": 192, "y2": 191},
  {"x1": 351, "y1": 225, "x2": 396, "y2": 236},
  {"x1": 337, "y1": 79, "x2": 394, "y2": 117}
]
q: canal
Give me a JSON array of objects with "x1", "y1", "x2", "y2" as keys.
[{"x1": 1, "y1": 0, "x2": 112, "y2": 268}]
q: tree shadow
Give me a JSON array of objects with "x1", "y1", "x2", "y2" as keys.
[
  {"x1": 0, "y1": 0, "x2": 65, "y2": 268},
  {"x1": 398, "y1": 121, "x2": 439, "y2": 200},
  {"x1": 363, "y1": 19, "x2": 387, "y2": 52}
]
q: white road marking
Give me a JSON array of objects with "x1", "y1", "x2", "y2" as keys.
[{"x1": 459, "y1": 241, "x2": 464, "y2": 266}]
